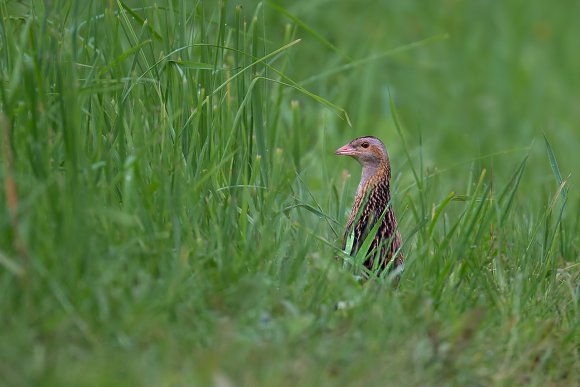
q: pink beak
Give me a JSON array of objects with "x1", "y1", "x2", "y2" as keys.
[{"x1": 335, "y1": 144, "x2": 355, "y2": 156}]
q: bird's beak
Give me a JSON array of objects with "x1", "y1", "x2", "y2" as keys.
[{"x1": 335, "y1": 144, "x2": 355, "y2": 156}]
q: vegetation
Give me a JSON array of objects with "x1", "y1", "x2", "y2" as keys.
[{"x1": 1, "y1": 1, "x2": 578, "y2": 385}]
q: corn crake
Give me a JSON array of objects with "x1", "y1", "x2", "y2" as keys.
[{"x1": 336, "y1": 136, "x2": 403, "y2": 278}]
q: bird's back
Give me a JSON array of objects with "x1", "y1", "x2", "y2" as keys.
[{"x1": 344, "y1": 179, "x2": 403, "y2": 273}]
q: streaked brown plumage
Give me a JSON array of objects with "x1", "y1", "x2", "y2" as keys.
[{"x1": 336, "y1": 136, "x2": 403, "y2": 274}]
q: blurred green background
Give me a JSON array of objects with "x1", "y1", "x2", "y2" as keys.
[
  {"x1": 1, "y1": 1, "x2": 578, "y2": 385},
  {"x1": 227, "y1": 0, "x2": 579, "y2": 204}
]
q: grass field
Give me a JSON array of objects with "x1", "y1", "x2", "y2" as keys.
[{"x1": 1, "y1": 1, "x2": 579, "y2": 385}]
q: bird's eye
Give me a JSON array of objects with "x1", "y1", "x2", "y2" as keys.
[{"x1": 361, "y1": 142, "x2": 369, "y2": 149}]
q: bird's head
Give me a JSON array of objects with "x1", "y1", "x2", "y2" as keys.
[{"x1": 335, "y1": 136, "x2": 389, "y2": 168}]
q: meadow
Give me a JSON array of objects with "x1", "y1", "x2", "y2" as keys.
[{"x1": 1, "y1": 1, "x2": 579, "y2": 385}]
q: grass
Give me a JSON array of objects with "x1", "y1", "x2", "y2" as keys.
[{"x1": 1, "y1": 0, "x2": 579, "y2": 385}]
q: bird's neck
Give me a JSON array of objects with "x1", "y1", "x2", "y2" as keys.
[
  {"x1": 356, "y1": 162, "x2": 390, "y2": 199},
  {"x1": 346, "y1": 162, "x2": 392, "y2": 235}
]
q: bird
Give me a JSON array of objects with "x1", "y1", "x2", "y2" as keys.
[{"x1": 335, "y1": 136, "x2": 403, "y2": 277}]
